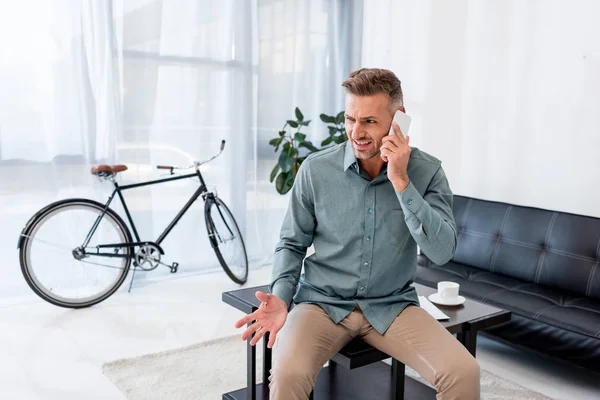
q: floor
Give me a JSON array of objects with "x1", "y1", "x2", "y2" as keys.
[{"x1": 1, "y1": 265, "x2": 599, "y2": 400}]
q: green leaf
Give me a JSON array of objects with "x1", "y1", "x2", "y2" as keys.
[
  {"x1": 279, "y1": 146, "x2": 298, "y2": 172},
  {"x1": 270, "y1": 164, "x2": 279, "y2": 182},
  {"x1": 273, "y1": 137, "x2": 284, "y2": 152},
  {"x1": 275, "y1": 171, "x2": 288, "y2": 194},
  {"x1": 321, "y1": 137, "x2": 333, "y2": 146},
  {"x1": 301, "y1": 141, "x2": 319, "y2": 152},
  {"x1": 300, "y1": 120, "x2": 311, "y2": 126},
  {"x1": 283, "y1": 169, "x2": 295, "y2": 193},
  {"x1": 279, "y1": 130, "x2": 286, "y2": 137},
  {"x1": 278, "y1": 150, "x2": 295, "y2": 172},
  {"x1": 320, "y1": 113, "x2": 336, "y2": 123},
  {"x1": 294, "y1": 133, "x2": 306, "y2": 143},
  {"x1": 295, "y1": 107, "x2": 304, "y2": 122},
  {"x1": 287, "y1": 120, "x2": 299, "y2": 128},
  {"x1": 291, "y1": 161, "x2": 300, "y2": 179},
  {"x1": 272, "y1": 137, "x2": 285, "y2": 146},
  {"x1": 328, "y1": 126, "x2": 337, "y2": 136},
  {"x1": 334, "y1": 135, "x2": 347, "y2": 144},
  {"x1": 336, "y1": 111, "x2": 345, "y2": 124}
]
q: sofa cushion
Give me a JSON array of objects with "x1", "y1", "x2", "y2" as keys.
[
  {"x1": 451, "y1": 196, "x2": 600, "y2": 300},
  {"x1": 416, "y1": 259, "x2": 600, "y2": 339},
  {"x1": 483, "y1": 315, "x2": 600, "y2": 372}
]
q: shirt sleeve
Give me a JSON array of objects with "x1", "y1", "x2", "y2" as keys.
[
  {"x1": 395, "y1": 165, "x2": 457, "y2": 265},
  {"x1": 269, "y1": 160, "x2": 316, "y2": 308}
]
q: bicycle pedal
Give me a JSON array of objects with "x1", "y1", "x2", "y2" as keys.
[{"x1": 170, "y1": 262, "x2": 179, "y2": 273}]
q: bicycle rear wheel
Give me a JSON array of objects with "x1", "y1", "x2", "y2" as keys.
[
  {"x1": 205, "y1": 196, "x2": 248, "y2": 284},
  {"x1": 19, "y1": 199, "x2": 132, "y2": 308}
]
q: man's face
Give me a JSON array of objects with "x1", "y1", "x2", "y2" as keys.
[{"x1": 344, "y1": 93, "x2": 395, "y2": 161}]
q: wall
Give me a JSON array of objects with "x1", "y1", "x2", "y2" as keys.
[{"x1": 362, "y1": 0, "x2": 600, "y2": 217}]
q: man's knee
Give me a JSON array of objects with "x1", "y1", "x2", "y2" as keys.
[
  {"x1": 459, "y1": 355, "x2": 480, "y2": 382},
  {"x1": 436, "y1": 351, "x2": 480, "y2": 391},
  {"x1": 269, "y1": 355, "x2": 314, "y2": 390}
]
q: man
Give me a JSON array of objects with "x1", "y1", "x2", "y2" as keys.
[{"x1": 235, "y1": 68, "x2": 480, "y2": 400}]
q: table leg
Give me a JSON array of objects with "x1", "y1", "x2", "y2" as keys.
[
  {"x1": 247, "y1": 323, "x2": 256, "y2": 400},
  {"x1": 328, "y1": 359, "x2": 338, "y2": 370},
  {"x1": 263, "y1": 332, "x2": 272, "y2": 384},
  {"x1": 392, "y1": 358, "x2": 405, "y2": 400},
  {"x1": 457, "y1": 331, "x2": 477, "y2": 357}
]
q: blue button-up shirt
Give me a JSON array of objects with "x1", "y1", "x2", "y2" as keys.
[{"x1": 270, "y1": 140, "x2": 457, "y2": 334}]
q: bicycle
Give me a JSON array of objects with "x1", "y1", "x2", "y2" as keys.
[{"x1": 17, "y1": 140, "x2": 248, "y2": 308}]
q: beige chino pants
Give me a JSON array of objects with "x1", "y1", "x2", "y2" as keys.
[{"x1": 268, "y1": 303, "x2": 480, "y2": 400}]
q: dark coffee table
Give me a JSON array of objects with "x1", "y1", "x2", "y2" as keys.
[{"x1": 222, "y1": 283, "x2": 511, "y2": 400}]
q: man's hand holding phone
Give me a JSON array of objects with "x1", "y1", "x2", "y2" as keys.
[
  {"x1": 382, "y1": 110, "x2": 412, "y2": 192},
  {"x1": 388, "y1": 109, "x2": 411, "y2": 138}
]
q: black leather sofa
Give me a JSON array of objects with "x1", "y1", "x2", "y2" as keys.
[{"x1": 416, "y1": 195, "x2": 600, "y2": 372}]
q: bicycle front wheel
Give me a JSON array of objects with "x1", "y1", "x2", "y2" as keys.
[
  {"x1": 205, "y1": 196, "x2": 248, "y2": 284},
  {"x1": 19, "y1": 199, "x2": 132, "y2": 308}
]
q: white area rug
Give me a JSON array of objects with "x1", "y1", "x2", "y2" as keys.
[{"x1": 103, "y1": 334, "x2": 554, "y2": 400}]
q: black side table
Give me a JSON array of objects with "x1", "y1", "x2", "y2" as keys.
[{"x1": 222, "y1": 284, "x2": 511, "y2": 400}]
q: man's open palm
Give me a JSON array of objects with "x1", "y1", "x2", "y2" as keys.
[{"x1": 234, "y1": 291, "x2": 288, "y2": 348}]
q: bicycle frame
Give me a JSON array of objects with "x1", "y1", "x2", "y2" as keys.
[
  {"x1": 82, "y1": 168, "x2": 212, "y2": 258},
  {"x1": 16, "y1": 139, "x2": 248, "y2": 305}
]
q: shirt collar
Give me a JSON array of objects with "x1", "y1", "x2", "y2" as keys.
[
  {"x1": 343, "y1": 140, "x2": 357, "y2": 171},
  {"x1": 342, "y1": 139, "x2": 388, "y2": 176}
]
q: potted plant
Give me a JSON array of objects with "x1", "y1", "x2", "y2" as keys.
[{"x1": 268, "y1": 107, "x2": 347, "y2": 194}]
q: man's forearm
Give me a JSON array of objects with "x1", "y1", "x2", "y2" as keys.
[
  {"x1": 269, "y1": 243, "x2": 305, "y2": 308},
  {"x1": 269, "y1": 159, "x2": 315, "y2": 306},
  {"x1": 391, "y1": 178, "x2": 410, "y2": 193},
  {"x1": 395, "y1": 181, "x2": 457, "y2": 265}
]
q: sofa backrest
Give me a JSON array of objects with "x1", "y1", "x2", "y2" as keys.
[{"x1": 452, "y1": 195, "x2": 600, "y2": 299}]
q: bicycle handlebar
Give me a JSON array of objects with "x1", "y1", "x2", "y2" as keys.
[{"x1": 156, "y1": 139, "x2": 227, "y2": 171}]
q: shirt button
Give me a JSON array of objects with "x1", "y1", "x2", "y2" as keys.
[
  {"x1": 407, "y1": 199, "x2": 413, "y2": 205},
  {"x1": 366, "y1": 236, "x2": 371, "y2": 241},
  {"x1": 363, "y1": 262, "x2": 369, "y2": 267},
  {"x1": 360, "y1": 286, "x2": 365, "y2": 291},
  {"x1": 367, "y1": 208, "x2": 373, "y2": 214}
]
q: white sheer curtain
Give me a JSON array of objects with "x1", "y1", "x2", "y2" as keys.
[
  {"x1": 361, "y1": 0, "x2": 600, "y2": 218},
  {"x1": 0, "y1": 0, "x2": 360, "y2": 302},
  {"x1": 250, "y1": 0, "x2": 362, "y2": 264},
  {"x1": 0, "y1": 0, "x2": 124, "y2": 301},
  {"x1": 112, "y1": 0, "x2": 254, "y2": 284}
]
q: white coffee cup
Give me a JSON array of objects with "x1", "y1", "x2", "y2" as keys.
[{"x1": 437, "y1": 281, "x2": 460, "y2": 301}]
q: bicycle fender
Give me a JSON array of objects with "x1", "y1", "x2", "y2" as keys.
[
  {"x1": 17, "y1": 201, "x2": 66, "y2": 249},
  {"x1": 17, "y1": 198, "x2": 114, "y2": 249},
  {"x1": 204, "y1": 196, "x2": 218, "y2": 249}
]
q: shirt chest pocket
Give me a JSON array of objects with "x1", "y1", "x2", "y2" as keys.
[{"x1": 380, "y1": 208, "x2": 410, "y2": 247}]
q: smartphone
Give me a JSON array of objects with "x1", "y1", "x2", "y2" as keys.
[{"x1": 388, "y1": 109, "x2": 412, "y2": 138}]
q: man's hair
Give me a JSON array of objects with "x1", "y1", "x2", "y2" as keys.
[{"x1": 341, "y1": 68, "x2": 403, "y2": 110}]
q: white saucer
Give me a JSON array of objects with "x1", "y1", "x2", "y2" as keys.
[{"x1": 428, "y1": 293, "x2": 466, "y2": 306}]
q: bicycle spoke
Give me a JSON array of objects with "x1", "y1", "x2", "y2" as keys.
[
  {"x1": 20, "y1": 234, "x2": 74, "y2": 251},
  {"x1": 21, "y1": 201, "x2": 131, "y2": 307},
  {"x1": 215, "y1": 204, "x2": 235, "y2": 237},
  {"x1": 209, "y1": 230, "x2": 235, "y2": 243}
]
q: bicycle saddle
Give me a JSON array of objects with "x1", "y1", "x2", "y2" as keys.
[{"x1": 91, "y1": 164, "x2": 128, "y2": 177}]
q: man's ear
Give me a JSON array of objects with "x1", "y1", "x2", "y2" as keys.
[{"x1": 399, "y1": 105, "x2": 406, "y2": 113}]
